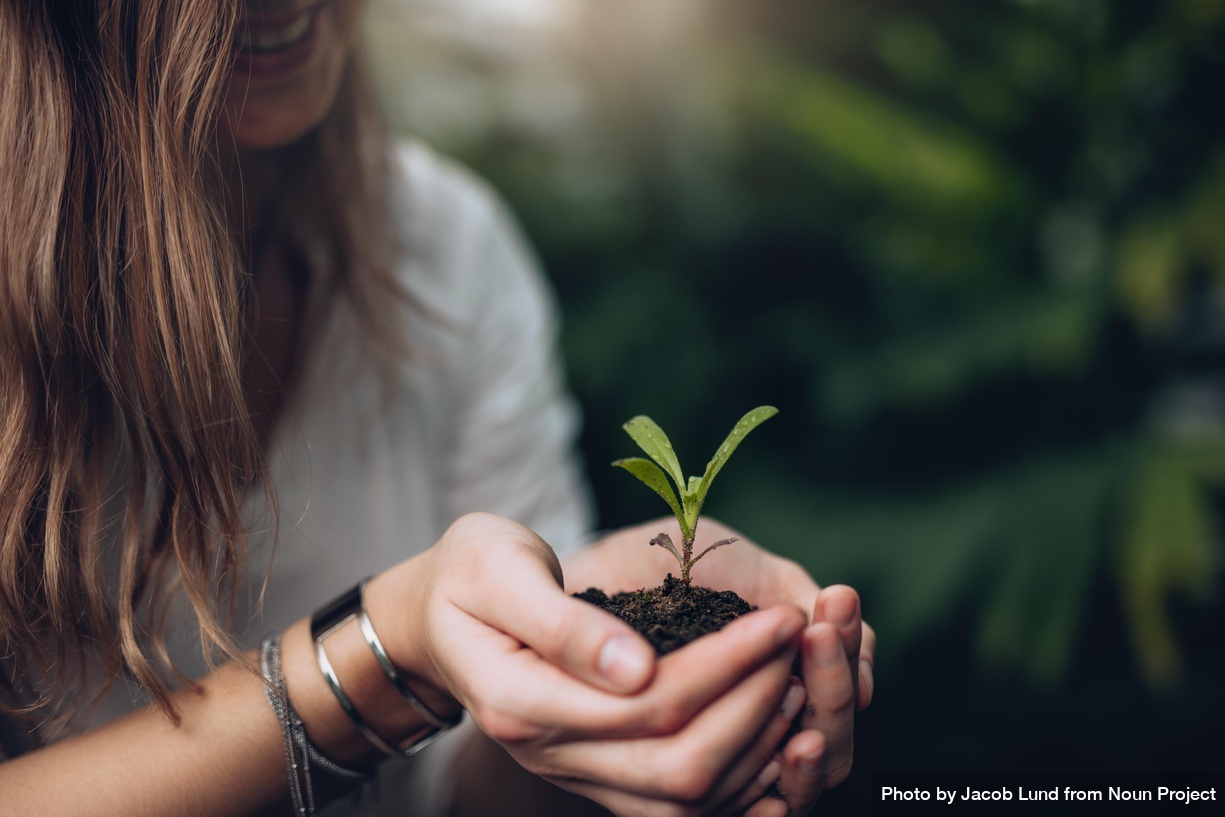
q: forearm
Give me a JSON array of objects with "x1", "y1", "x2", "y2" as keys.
[
  {"x1": 1, "y1": 648, "x2": 287, "y2": 817},
  {"x1": 0, "y1": 561, "x2": 450, "y2": 817}
]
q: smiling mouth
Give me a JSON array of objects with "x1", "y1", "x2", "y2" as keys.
[{"x1": 234, "y1": 6, "x2": 318, "y2": 55}]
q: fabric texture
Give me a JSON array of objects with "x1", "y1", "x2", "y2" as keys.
[{"x1": 4, "y1": 141, "x2": 594, "y2": 808}]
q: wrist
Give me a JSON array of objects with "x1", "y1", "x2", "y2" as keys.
[
  {"x1": 283, "y1": 618, "x2": 386, "y2": 767},
  {"x1": 280, "y1": 562, "x2": 461, "y2": 767},
  {"x1": 363, "y1": 554, "x2": 463, "y2": 721}
]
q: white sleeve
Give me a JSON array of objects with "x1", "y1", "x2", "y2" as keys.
[{"x1": 436, "y1": 179, "x2": 595, "y2": 556}]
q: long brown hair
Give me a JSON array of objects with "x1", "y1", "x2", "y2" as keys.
[{"x1": 0, "y1": 0, "x2": 400, "y2": 727}]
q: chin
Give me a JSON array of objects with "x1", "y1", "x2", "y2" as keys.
[
  {"x1": 223, "y1": 97, "x2": 333, "y2": 151},
  {"x1": 222, "y1": 0, "x2": 360, "y2": 151},
  {"x1": 222, "y1": 54, "x2": 347, "y2": 151}
]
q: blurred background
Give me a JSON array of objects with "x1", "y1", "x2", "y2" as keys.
[{"x1": 365, "y1": 0, "x2": 1225, "y2": 807}]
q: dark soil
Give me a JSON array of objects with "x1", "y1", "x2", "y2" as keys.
[
  {"x1": 574, "y1": 573, "x2": 754, "y2": 655},
  {"x1": 576, "y1": 572, "x2": 801, "y2": 801}
]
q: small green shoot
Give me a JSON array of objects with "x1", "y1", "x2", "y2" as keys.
[{"x1": 612, "y1": 406, "x2": 778, "y2": 584}]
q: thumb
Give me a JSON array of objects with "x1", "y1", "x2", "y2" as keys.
[{"x1": 455, "y1": 513, "x2": 657, "y2": 694}]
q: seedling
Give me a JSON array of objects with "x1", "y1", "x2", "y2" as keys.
[{"x1": 613, "y1": 406, "x2": 778, "y2": 585}]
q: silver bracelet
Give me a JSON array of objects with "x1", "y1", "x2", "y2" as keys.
[
  {"x1": 260, "y1": 634, "x2": 374, "y2": 817},
  {"x1": 310, "y1": 579, "x2": 462, "y2": 758},
  {"x1": 357, "y1": 580, "x2": 463, "y2": 736}
]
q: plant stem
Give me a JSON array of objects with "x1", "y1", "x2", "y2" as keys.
[{"x1": 681, "y1": 533, "x2": 694, "y2": 584}]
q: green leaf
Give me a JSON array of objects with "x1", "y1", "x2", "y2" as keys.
[
  {"x1": 696, "y1": 406, "x2": 779, "y2": 511},
  {"x1": 622, "y1": 416, "x2": 687, "y2": 495},
  {"x1": 682, "y1": 476, "x2": 703, "y2": 530},
  {"x1": 612, "y1": 457, "x2": 688, "y2": 537}
]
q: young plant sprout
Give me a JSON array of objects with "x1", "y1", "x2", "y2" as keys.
[{"x1": 613, "y1": 406, "x2": 778, "y2": 585}]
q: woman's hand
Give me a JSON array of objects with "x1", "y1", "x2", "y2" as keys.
[
  {"x1": 368, "y1": 512, "x2": 811, "y2": 816},
  {"x1": 565, "y1": 518, "x2": 876, "y2": 816}
]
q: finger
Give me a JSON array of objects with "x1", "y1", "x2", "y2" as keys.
[
  {"x1": 801, "y1": 623, "x2": 855, "y2": 788},
  {"x1": 816, "y1": 585, "x2": 862, "y2": 660},
  {"x1": 708, "y1": 681, "x2": 805, "y2": 813},
  {"x1": 726, "y1": 754, "x2": 781, "y2": 816},
  {"x1": 642, "y1": 606, "x2": 806, "y2": 736},
  {"x1": 777, "y1": 730, "x2": 827, "y2": 816},
  {"x1": 744, "y1": 797, "x2": 789, "y2": 817},
  {"x1": 859, "y1": 621, "x2": 876, "y2": 711},
  {"x1": 448, "y1": 604, "x2": 806, "y2": 742},
  {"x1": 815, "y1": 585, "x2": 862, "y2": 702},
  {"x1": 457, "y1": 521, "x2": 657, "y2": 694},
  {"x1": 539, "y1": 645, "x2": 798, "y2": 800}
]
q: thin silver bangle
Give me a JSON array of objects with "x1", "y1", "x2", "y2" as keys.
[
  {"x1": 267, "y1": 635, "x2": 373, "y2": 783},
  {"x1": 311, "y1": 579, "x2": 462, "y2": 759},
  {"x1": 357, "y1": 581, "x2": 463, "y2": 739},
  {"x1": 261, "y1": 633, "x2": 315, "y2": 816},
  {"x1": 312, "y1": 636, "x2": 401, "y2": 758},
  {"x1": 261, "y1": 633, "x2": 374, "y2": 817}
]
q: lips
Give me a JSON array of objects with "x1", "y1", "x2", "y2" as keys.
[{"x1": 232, "y1": 2, "x2": 324, "y2": 80}]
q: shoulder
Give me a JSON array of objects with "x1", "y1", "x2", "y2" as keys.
[
  {"x1": 388, "y1": 139, "x2": 514, "y2": 265},
  {"x1": 383, "y1": 139, "x2": 555, "y2": 326},
  {"x1": 390, "y1": 140, "x2": 496, "y2": 219}
]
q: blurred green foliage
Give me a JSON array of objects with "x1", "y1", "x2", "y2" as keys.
[{"x1": 370, "y1": 0, "x2": 1225, "y2": 751}]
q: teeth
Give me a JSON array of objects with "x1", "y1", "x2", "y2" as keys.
[{"x1": 235, "y1": 12, "x2": 312, "y2": 54}]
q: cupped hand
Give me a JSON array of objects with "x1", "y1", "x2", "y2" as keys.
[
  {"x1": 565, "y1": 518, "x2": 877, "y2": 816},
  {"x1": 369, "y1": 512, "x2": 812, "y2": 817}
]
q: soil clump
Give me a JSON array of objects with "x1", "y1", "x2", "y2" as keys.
[{"x1": 575, "y1": 574, "x2": 754, "y2": 655}]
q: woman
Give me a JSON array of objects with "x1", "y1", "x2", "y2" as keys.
[{"x1": 0, "y1": 1, "x2": 874, "y2": 815}]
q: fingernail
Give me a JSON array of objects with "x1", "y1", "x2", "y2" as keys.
[
  {"x1": 598, "y1": 635, "x2": 650, "y2": 687},
  {"x1": 815, "y1": 627, "x2": 841, "y2": 668},
  {"x1": 756, "y1": 758, "x2": 782, "y2": 789},
  {"x1": 826, "y1": 592, "x2": 857, "y2": 628},
  {"x1": 775, "y1": 613, "x2": 803, "y2": 648},
  {"x1": 800, "y1": 750, "x2": 823, "y2": 776},
  {"x1": 781, "y1": 683, "x2": 806, "y2": 722}
]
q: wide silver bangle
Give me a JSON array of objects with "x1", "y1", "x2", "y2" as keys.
[{"x1": 310, "y1": 579, "x2": 462, "y2": 758}]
